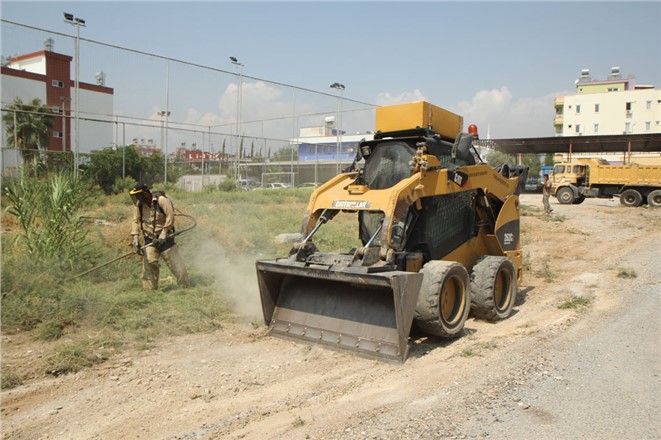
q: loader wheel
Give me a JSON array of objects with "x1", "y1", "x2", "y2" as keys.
[
  {"x1": 556, "y1": 187, "x2": 575, "y2": 204},
  {"x1": 647, "y1": 190, "x2": 661, "y2": 208},
  {"x1": 620, "y1": 189, "x2": 642, "y2": 207},
  {"x1": 414, "y1": 261, "x2": 470, "y2": 338},
  {"x1": 470, "y1": 256, "x2": 517, "y2": 321}
]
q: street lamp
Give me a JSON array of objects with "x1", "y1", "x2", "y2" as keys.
[
  {"x1": 158, "y1": 111, "x2": 171, "y2": 184},
  {"x1": 64, "y1": 12, "x2": 85, "y2": 176},
  {"x1": 330, "y1": 82, "x2": 345, "y2": 174},
  {"x1": 230, "y1": 56, "x2": 244, "y2": 179}
]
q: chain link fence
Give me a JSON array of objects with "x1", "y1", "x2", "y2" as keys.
[{"x1": 1, "y1": 19, "x2": 377, "y2": 188}]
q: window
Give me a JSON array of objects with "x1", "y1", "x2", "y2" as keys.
[
  {"x1": 575, "y1": 124, "x2": 581, "y2": 134},
  {"x1": 52, "y1": 107, "x2": 61, "y2": 114},
  {"x1": 594, "y1": 123, "x2": 599, "y2": 133},
  {"x1": 51, "y1": 80, "x2": 64, "y2": 88},
  {"x1": 576, "y1": 105, "x2": 581, "y2": 114},
  {"x1": 607, "y1": 87, "x2": 619, "y2": 92},
  {"x1": 555, "y1": 165, "x2": 565, "y2": 174},
  {"x1": 626, "y1": 102, "x2": 632, "y2": 111},
  {"x1": 573, "y1": 165, "x2": 583, "y2": 174},
  {"x1": 647, "y1": 101, "x2": 652, "y2": 110},
  {"x1": 625, "y1": 122, "x2": 631, "y2": 133},
  {"x1": 645, "y1": 122, "x2": 651, "y2": 131},
  {"x1": 53, "y1": 131, "x2": 63, "y2": 138},
  {"x1": 594, "y1": 104, "x2": 600, "y2": 113}
]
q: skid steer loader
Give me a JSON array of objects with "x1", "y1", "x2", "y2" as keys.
[{"x1": 256, "y1": 101, "x2": 527, "y2": 363}]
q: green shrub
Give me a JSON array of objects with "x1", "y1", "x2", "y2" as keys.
[{"x1": 3, "y1": 168, "x2": 94, "y2": 268}]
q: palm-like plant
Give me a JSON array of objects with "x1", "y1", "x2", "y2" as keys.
[{"x1": 2, "y1": 97, "x2": 54, "y2": 163}]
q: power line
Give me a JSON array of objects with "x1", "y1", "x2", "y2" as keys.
[{"x1": 1, "y1": 19, "x2": 379, "y2": 108}]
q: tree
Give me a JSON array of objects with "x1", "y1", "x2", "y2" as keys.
[
  {"x1": 486, "y1": 150, "x2": 516, "y2": 168},
  {"x1": 272, "y1": 146, "x2": 298, "y2": 161},
  {"x1": 2, "y1": 97, "x2": 54, "y2": 163},
  {"x1": 87, "y1": 145, "x2": 143, "y2": 193},
  {"x1": 521, "y1": 154, "x2": 542, "y2": 179},
  {"x1": 544, "y1": 153, "x2": 555, "y2": 166}
]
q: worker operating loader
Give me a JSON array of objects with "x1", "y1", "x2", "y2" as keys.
[{"x1": 130, "y1": 182, "x2": 189, "y2": 290}]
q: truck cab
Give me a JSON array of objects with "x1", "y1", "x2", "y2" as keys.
[{"x1": 552, "y1": 160, "x2": 590, "y2": 204}]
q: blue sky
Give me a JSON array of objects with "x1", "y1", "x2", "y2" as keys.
[{"x1": 2, "y1": 1, "x2": 660, "y2": 143}]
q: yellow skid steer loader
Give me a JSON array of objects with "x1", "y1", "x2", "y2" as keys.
[{"x1": 256, "y1": 102, "x2": 527, "y2": 363}]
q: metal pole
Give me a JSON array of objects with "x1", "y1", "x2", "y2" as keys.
[
  {"x1": 13, "y1": 110, "x2": 17, "y2": 150},
  {"x1": 61, "y1": 100, "x2": 67, "y2": 152},
  {"x1": 237, "y1": 64, "x2": 243, "y2": 179},
  {"x1": 291, "y1": 90, "x2": 295, "y2": 185},
  {"x1": 164, "y1": 61, "x2": 170, "y2": 185},
  {"x1": 339, "y1": 87, "x2": 344, "y2": 173},
  {"x1": 74, "y1": 22, "x2": 80, "y2": 176},
  {"x1": 336, "y1": 95, "x2": 340, "y2": 174},
  {"x1": 231, "y1": 57, "x2": 244, "y2": 180},
  {"x1": 122, "y1": 122, "x2": 126, "y2": 178}
]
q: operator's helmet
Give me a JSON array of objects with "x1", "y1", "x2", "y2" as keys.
[{"x1": 129, "y1": 182, "x2": 151, "y2": 203}]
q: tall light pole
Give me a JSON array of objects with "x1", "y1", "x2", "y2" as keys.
[
  {"x1": 158, "y1": 111, "x2": 170, "y2": 183},
  {"x1": 330, "y1": 82, "x2": 345, "y2": 174},
  {"x1": 230, "y1": 56, "x2": 243, "y2": 179},
  {"x1": 64, "y1": 12, "x2": 85, "y2": 176}
]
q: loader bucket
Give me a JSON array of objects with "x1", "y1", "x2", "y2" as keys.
[{"x1": 256, "y1": 260, "x2": 423, "y2": 363}]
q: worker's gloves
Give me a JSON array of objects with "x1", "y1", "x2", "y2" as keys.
[
  {"x1": 132, "y1": 237, "x2": 143, "y2": 255},
  {"x1": 151, "y1": 238, "x2": 163, "y2": 248}
]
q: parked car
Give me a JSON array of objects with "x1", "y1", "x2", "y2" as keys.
[
  {"x1": 236, "y1": 179, "x2": 258, "y2": 190},
  {"x1": 524, "y1": 178, "x2": 541, "y2": 192},
  {"x1": 263, "y1": 182, "x2": 291, "y2": 189}
]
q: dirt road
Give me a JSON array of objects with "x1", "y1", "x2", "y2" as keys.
[{"x1": 2, "y1": 194, "x2": 660, "y2": 439}]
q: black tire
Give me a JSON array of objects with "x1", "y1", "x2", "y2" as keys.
[
  {"x1": 470, "y1": 256, "x2": 517, "y2": 321},
  {"x1": 573, "y1": 195, "x2": 586, "y2": 204},
  {"x1": 620, "y1": 189, "x2": 642, "y2": 207},
  {"x1": 556, "y1": 187, "x2": 575, "y2": 204},
  {"x1": 414, "y1": 261, "x2": 471, "y2": 338},
  {"x1": 647, "y1": 190, "x2": 661, "y2": 208}
]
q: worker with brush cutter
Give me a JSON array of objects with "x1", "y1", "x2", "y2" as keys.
[{"x1": 129, "y1": 182, "x2": 189, "y2": 290}]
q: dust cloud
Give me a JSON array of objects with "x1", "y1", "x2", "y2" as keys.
[{"x1": 188, "y1": 240, "x2": 263, "y2": 323}]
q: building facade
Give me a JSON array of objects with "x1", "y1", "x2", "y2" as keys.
[
  {"x1": 1, "y1": 39, "x2": 114, "y2": 168},
  {"x1": 554, "y1": 67, "x2": 660, "y2": 136}
]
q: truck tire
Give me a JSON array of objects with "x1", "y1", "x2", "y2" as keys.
[
  {"x1": 573, "y1": 195, "x2": 586, "y2": 204},
  {"x1": 647, "y1": 190, "x2": 661, "y2": 208},
  {"x1": 556, "y1": 187, "x2": 575, "y2": 204},
  {"x1": 620, "y1": 189, "x2": 643, "y2": 207},
  {"x1": 470, "y1": 256, "x2": 517, "y2": 321},
  {"x1": 414, "y1": 261, "x2": 471, "y2": 338}
]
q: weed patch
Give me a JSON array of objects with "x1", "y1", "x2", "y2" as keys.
[
  {"x1": 616, "y1": 268, "x2": 637, "y2": 279},
  {"x1": 558, "y1": 295, "x2": 593, "y2": 310}
]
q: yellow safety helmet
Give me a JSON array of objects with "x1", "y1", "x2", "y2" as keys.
[{"x1": 129, "y1": 182, "x2": 150, "y2": 195}]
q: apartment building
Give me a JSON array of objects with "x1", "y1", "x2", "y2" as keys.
[
  {"x1": 1, "y1": 38, "x2": 114, "y2": 165},
  {"x1": 554, "y1": 67, "x2": 660, "y2": 136}
]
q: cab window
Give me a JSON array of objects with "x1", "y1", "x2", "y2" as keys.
[{"x1": 554, "y1": 165, "x2": 565, "y2": 174}]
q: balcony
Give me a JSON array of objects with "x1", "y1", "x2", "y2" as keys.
[
  {"x1": 554, "y1": 97, "x2": 564, "y2": 109},
  {"x1": 554, "y1": 115, "x2": 564, "y2": 126}
]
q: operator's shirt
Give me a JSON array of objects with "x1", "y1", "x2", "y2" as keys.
[{"x1": 131, "y1": 194, "x2": 175, "y2": 240}]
